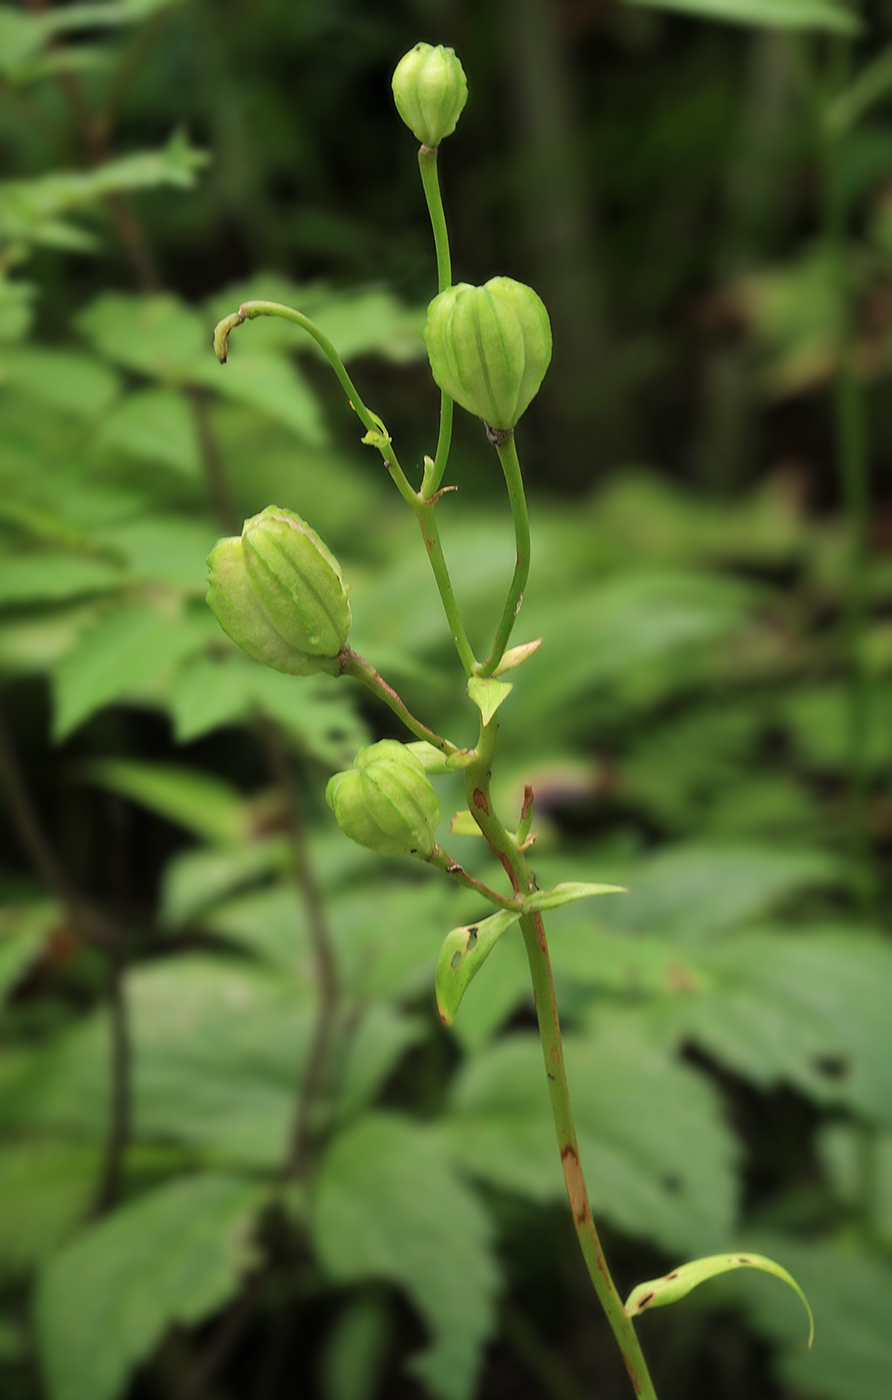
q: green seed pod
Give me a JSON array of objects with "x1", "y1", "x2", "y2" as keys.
[
  {"x1": 425, "y1": 277, "x2": 552, "y2": 432},
  {"x1": 392, "y1": 42, "x2": 468, "y2": 148},
  {"x1": 326, "y1": 740, "x2": 440, "y2": 859},
  {"x1": 207, "y1": 506, "x2": 350, "y2": 676}
]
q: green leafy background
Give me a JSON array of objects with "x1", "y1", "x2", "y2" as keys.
[{"x1": 1, "y1": 2, "x2": 890, "y2": 1400}]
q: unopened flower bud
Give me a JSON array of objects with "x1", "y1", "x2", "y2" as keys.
[
  {"x1": 392, "y1": 42, "x2": 468, "y2": 148},
  {"x1": 326, "y1": 740, "x2": 440, "y2": 859},
  {"x1": 207, "y1": 506, "x2": 350, "y2": 675},
  {"x1": 424, "y1": 277, "x2": 552, "y2": 431}
]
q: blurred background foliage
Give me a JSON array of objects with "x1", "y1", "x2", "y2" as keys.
[{"x1": 1, "y1": 1, "x2": 891, "y2": 1399}]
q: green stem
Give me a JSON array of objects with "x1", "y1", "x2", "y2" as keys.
[
  {"x1": 428, "y1": 845, "x2": 523, "y2": 911},
  {"x1": 218, "y1": 300, "x2": 418, "y2": 507},
  {"x1": 480, "y1": 431, "x2": 531, "y2": 676},
  {"x1": 418, "y1": 146, "x2": 454, "y2": 494},
  {"x1": 414, "y1": 497, "x2": 478, "y2": 675},
  {"x1": 339, "y1": 649, "x2": 459, "y2": 756},
  {"x1": 463, "y1": 720, "x2": 658, "y2": 1400}
]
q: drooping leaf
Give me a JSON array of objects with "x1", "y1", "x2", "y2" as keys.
[
  {"x1": 313, "y1": 1114, "x2": 498, "y2": 1400},
  {"x1": 436, "y1": 910, "x2": 522, "y2": 1025},
  {"x1": 625, "y1": 1252, "x2": 813, "y2": 1347},
  {"x1": 35, "y1": 1174, "x2": 265, "y2": 1400}
]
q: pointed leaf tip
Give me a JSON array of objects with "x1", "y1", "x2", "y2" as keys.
[{"x1": 625, "y1": 1252, "x2": 814, "y2": 1349}]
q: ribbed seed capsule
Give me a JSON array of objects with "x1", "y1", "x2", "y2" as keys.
[
  {"x1": 206, "y1": 506, "x2": 350, "y2": 676},
  {"x1": 326, "y1": 740, "x2": 440, "y2": 859},
  {"x1": 392, "y1": 42, "x2": 468, "y2": 148},
  {"x1": 424, "y1": 277, "x2": 552, "y2": 431}
]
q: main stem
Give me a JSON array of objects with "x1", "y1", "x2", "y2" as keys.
[{"x1": 464, "y1": 720, "x2": 657, "y2": 1400}]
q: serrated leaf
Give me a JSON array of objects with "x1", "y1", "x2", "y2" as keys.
[
  {"x1": 467, "y1": 674, "x2": 512, "y2": 726},
  {"x1": 664, "y1": 929, "x2": 892, "y2": 1123},
  {"x1": 35, "y1": 1174, "x2": 265, "y2": 1400},
  {"x1": 313, "y1": 1114, "x2": 497, "y2": 1400},
  {"x1": 622, "y1": 0, "x2": 859, "y2": 33},
  {"x1": 0, "y1": 956, "x2": 314, "y2": 1167},
  {"x1": 436, "y1": 910, "x2": 522, "y2": 1026},
  {"x1": 525, "y1": 881, "x2": 626, "y2": 913},
  {"x1": 86, "y1": 759, "x2": 248, "y2": 845},
  {"x1": 444, "y1": 1028, "x2": 738, "y2": 1253},
  {"x1": 626, "y1": 1252, "x2": 813, "y2": 1346},
  {"x1": 604, "y1": 844, "x2": 835, "y2": 942},
  {"x1": 52, "y1": 603, "x2": 205, "y2": 738}
]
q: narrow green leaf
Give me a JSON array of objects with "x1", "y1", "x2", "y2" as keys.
[
  {"x1": 525, "y1": 881, "x2": 626, "y2": 913},
  {"x1": 625, "y1": 1252, "x2": 814, "y2": 1347},
  {"x1": 622, "y1": 0, "x2": 859, "y2": 34},
  {"x1": 467, "y1": 675, "x2": 512, "y2": 727},
  {"x1": 86, "y1": 759, "x2": 248, "y2": 845},
  {"x1": 436, "y1": 910, "x2": 522, "y2": 1026},
  {"x1": 35, "y1": 1175, "x2": 265, "y2": 1400}
]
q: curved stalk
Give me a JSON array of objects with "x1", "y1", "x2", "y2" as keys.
[
  {"x1": 428, "y1": 844, "x2": 523, "y2": 911},
  {"x1": 339, "y1": 649, "x2": 459, "y2": 756},
  {"x1": 480, "y1": 431, "x2": 531, "y2": 676},
  {"x1": 463, "y1": 717, "x2": 658, "y2": 1400},
  {"x1": 418, "y1": 145, "x2": 454, "y2": 494},
  {"x1": 217, "y1": 300, "x2": 418, "y2": 506}
]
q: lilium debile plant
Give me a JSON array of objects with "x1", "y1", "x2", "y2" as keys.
[{"x1": 208, "y1": 41, "x2": 813, "y2": 1399}]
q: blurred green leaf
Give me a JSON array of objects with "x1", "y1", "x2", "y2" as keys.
[
  {"x1": 663, "y1": 930, "x2": 892, "y2": 1123},
  {"x1": 85, "y1": 759, "x2": 249, "y2": 844},
  {"x1": 52, "y1": 602, "x2": 206, "y2": 738},
  {"x1": 0, "y1": 347, "x2": 119, "y2": 418},
  {"x1": 0, "y1": 553, "x2": 123, "y2": 605},
  {"x1": 0, "y1": 1143, "x2": 99, "y2": 1281},
  {"x1": 97, "y1": 388, "x2": 201, "y2": 474},
  {"x1": 35, "y1": 1174, "x2": 264, "y2": 1400},
  {"x1": 623, "y1": 0, "x2": 860, "y2": 34},
  {"x1": 445, "y1": 1026, "x2": 738, "y2": 1253},
  {"x1": 313, "y1": 1114, "x2": 498, "y2": 1400}
]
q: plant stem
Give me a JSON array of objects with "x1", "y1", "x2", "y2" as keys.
[
  {"x1": 427, "y1": 845, "x2": 523, "y2": 911},
  {"x1": 418, "y1": 145, "x2": 454, "y2": 493},
  {"x1": 339, "y1": 649, "x2": 460, "y2": 755},
  {"x1": 480, "y1": 431, "x2": 531, "y2": 676},
  {"x1": 226, "y1": 300, "x2": 418, "y2": 506},
  {"x1": 463, "y1": 718, "x2": 658, "y2": 1399},
  {"x1": 413, "y1": 497, "x2": 478, "y2": 675}
]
